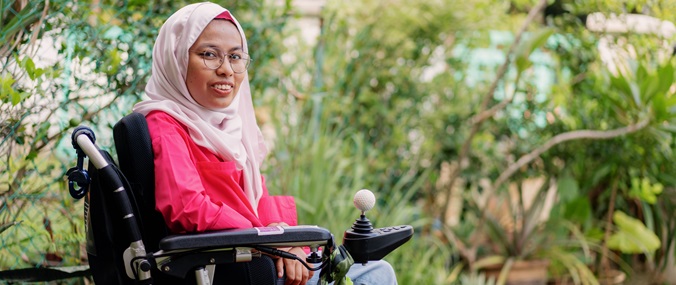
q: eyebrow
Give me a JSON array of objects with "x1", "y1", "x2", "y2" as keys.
[{"x1": 194, "y1": 44, "x2": 243, "y2": 53}]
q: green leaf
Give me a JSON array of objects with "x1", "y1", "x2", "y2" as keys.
[
  {"x1": 557, "y1": 176, "x2": 579, "y2": 203},
  {"x1": 35, "y1": 121, "x2": 52, "y2": 143},
  {"x1": 630, "y1": 81, "x2": 642, "y2": 108},
  {"x1": 629, "y1": 177, "x2": 663, "y2": 204},
  {"x1": 657, "y1": 62, "x2": 674, "y2": 96},
  {"x1": 590, "y1": 165, "x2": 612, "y2": 186},
  {"x1": 1, "y1": 74, "x2": 16, "y2": 94},
  {"x1": 24, "y1": 56, "x2": 36, "y2": 80},
  {"x1": 639, "y1": 68, "x2": 659, "y2": 104},
  {"x1": 562, "y1": 197, "x2": 591, "y2": 225},
  {"x1": 609, "y1": 73, "x2": 633, "y2": 107},
  {"x1": 26, "y1": 150, "x2": 38, "y2": 161},
  {"x1": 653, "y1": 93, "x2": 667, "y2": 121},
  {"x1": 14, "y1": 135, "x2": 24, "y2": 145},
  {"x1": 607, "y1": 211, "x2": 660, "y2": 254},
  {"x1": 10, "y1": 90, "x2": 21, "y2": 105},
  {"x1": 636, "y1": 63, "x2": 648, "y2": 89},
  {"x1": 104, "y1": 48, "x2": 122, "y2": 75},
  {"x1": 515, "y1": 28, "x2": 554, "y2": 73},
  {"x1": 473, "y1": 255, "x2": 506, "y2": 270}
]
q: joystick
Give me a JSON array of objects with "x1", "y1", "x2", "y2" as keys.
[
  {"x1": 350, "y1": 189, "x2": 375, "y2": 233},
  {"x1": 342, "y1": 189, "x2": 414, "y2": 264}
]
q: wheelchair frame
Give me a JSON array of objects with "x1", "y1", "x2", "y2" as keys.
[{"x1": 68, "y1": 123, "x2": 413, "y2": 285}]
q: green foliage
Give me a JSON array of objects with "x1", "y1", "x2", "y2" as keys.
[
  {"x1": 607, "y1": 211, "x2": 661, "y2": 254},
  {"x1": 314, "y1": 0, "x2": 500, "y2": 175},
  {"x1": 263, "y1": 92, "x2": 450, "y2": 283},
  {"x1": 0, "y1": 1, "x2": 46, "y2": 52},
  {"x1": 515, "y1": 28, "x2": 555, "y2": 73},
  {"x1": 628, "y1": 177, "x2": 664, "y2": 204},
  {"x1": 0, "y1": 0, "x2": 297, "y2": 273},
  {"x1": 2, "y1": 0, "x2": 676, "y2": 283}
]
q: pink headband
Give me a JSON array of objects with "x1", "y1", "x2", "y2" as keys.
[{"x1": 215, "y1": 11, "x2": 234, "y2": 23}]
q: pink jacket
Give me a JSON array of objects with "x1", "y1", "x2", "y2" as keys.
[{"x1": 146, "y1": 111, "x2": 297, "y2": 233}]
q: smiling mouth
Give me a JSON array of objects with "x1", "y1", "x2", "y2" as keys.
[{"x1": 212, "y1": 84, "x2": 233, "y2": 91}]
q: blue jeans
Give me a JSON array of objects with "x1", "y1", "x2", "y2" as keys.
[{"x1": 277, "y1": 260, "x2": 398, "y2": 285}]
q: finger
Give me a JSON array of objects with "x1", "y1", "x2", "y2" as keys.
[
  {"x1": 294, "y1": 262, "x2": 304, "y2": 285},
  {"x1": 275, "y1": 257, "x2": 284, "y2": 279},
  {"x1": 284, "y1": 260, "x2": 297, "y2": 285},
  {"x1": 301, "y1": 262, "x2": 310, "y2": 285},
  {"x1": 298, "y1": 260, "x2": 309, "y2": 285}
]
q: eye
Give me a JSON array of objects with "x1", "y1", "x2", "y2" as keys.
[
  {"x1": 228, "y1": 52, "x2": 245, "y2": 60},
  {"x1": 199, "y1": 49, "x2": 220, "y2": 59}
]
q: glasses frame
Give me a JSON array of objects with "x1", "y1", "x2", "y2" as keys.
[{"x1": 192, "y1": 49, "x2": 252, "y2": 74}]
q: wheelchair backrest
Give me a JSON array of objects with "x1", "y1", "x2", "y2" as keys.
[{"x1": 112, "y1": 112, "x2": 169, "y2": 252}]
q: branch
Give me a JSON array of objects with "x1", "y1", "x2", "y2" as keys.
[
  {"x1": 25, "y1": 0, "x2": 50, "y2": 56},
  {"x1": 491, "y1": 119, "x2": 650, "y2": 192},
  {"x1": 441, "y1": 0, "x2": 548, "y2": 224},
  {"x1": 470, "y1": 73, "x2": 521, "y2": 125}
]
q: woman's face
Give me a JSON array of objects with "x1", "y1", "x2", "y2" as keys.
[{"x1": 186, "y1": 20, "x2": 245, "y2": 109}]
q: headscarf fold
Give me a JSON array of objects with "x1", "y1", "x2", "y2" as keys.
[{"x1": 133, "y1": 2, "x2": 268, "y2": 213}]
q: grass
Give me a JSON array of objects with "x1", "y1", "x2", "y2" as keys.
[{"x1": 263, "y1": 94, "x2": 453, "y2": 283}]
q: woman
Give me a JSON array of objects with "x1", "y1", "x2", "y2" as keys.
[{"x1": 133, "y1": 2, "x2": 396, "y2": 284}]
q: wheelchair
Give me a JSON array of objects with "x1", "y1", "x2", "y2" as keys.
[{"x1": 66, "y1": 112, "x2": 413, "y2": 284}]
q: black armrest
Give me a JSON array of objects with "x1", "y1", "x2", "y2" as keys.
[{"x1": 159, "y1": 226, "x2": 333, "y2": 251}]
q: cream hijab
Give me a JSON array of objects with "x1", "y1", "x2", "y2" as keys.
[{"x1": 133, "y1": 2, "x2": 268, "y2": 213}]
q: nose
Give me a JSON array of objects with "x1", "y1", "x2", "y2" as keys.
[{"x1": 216, "y1": 59, "x2": 234, "y2": 77}]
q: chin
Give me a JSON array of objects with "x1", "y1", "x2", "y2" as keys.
[{"x1": 215, "y1": 100, "x2": 235, "y2": 109}]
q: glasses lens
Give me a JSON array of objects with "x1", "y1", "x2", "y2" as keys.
[
  {"x1": 231, "y1": 59, "x2": 248, "y2": 73},
  {"x1": 229, "y1": 52, "x2": 249, "y2": 74},
  {"x1": 204, "y1": 57, "x2": 222, "y2": 69}
]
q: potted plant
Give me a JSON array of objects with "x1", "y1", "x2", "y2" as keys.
[
  {"x1": 477, "y1": 180, "x2": 553, "y2": 285},
  {"x1": 446, "y1": 176, "x2": 598, "y2": 285}
]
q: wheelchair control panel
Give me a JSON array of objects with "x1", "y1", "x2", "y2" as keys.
[{"x1": 342, "y1": 189, "x2": 414, "y2": 264}]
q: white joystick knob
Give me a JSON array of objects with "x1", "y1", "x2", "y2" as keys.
[{"x1": 353, "y1": 189, "x2": 376, "y2": 214}]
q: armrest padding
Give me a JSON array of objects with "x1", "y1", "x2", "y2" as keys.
[{"x1": 159, "y1": 226, "x2": 332, "y2": 251}]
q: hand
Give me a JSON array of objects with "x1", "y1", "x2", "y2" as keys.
[{"x1": 275, "y1": 247, "x2": 313, "y2": 285}]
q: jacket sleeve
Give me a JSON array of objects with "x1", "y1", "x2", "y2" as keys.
[
  {"x1": 257, "y1": 176, "x2": 298, "y2": 226},
  {"x1": 149, "y1": 114, "x2": 255, "y2": 233}
]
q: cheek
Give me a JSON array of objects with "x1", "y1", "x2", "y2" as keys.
[
  {"x1": 185, "y1": 69, "x2": 202, "y2": 101},
  {"x1": 185, "y1": 76, "x2": 197, "y2": 95},
  {"x1": 234, "y1": 74, "x2": 245, "y2": 89},
  {"x1": 186, "y1": 68, "x2": 205, "y2": 91},
  {"x1": 185, "y1": 66, "x2": 195, "y2": 88},
  {"x1": 186, "y1": 59, "x2": 205, "y2": 87}
]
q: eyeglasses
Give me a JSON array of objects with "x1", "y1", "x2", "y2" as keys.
[{"x1": 192, "y1": 48, "x2": 251, "y2": 74}]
